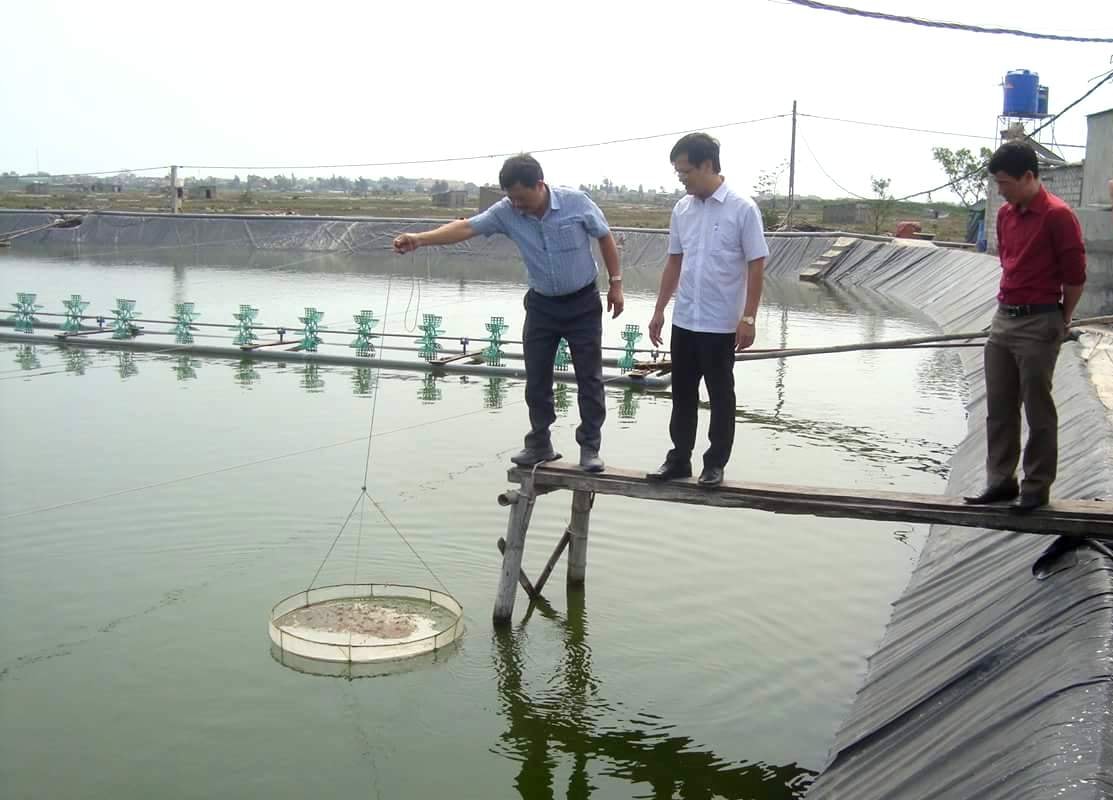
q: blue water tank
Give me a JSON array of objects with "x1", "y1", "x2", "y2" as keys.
[
  {"x1": 1037, "y1": 85, "x2": 1049, "y2": 116},
  {"x1": 1003, "y1": 70, "x2": 1039, "y2": 116}
]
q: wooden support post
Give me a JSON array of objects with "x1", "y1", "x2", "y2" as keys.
[
  {"x1": 493, "y1": 487, "x2": 536, "y2": 623},
  {"x1": 566, "y1": 490, "x2": 593, "y2": 586},
  {"x1": 533, "y1": 528, "x2": 572, "y2": 597},
  {"x1": 497, "y1": 537, "x2": 538, "y2": 599}
]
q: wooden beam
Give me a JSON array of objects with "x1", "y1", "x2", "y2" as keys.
[{"x1": 506, "y1": 462, "x2": 1113, "y2": 539}]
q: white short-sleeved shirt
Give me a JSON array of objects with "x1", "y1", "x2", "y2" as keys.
[{"x1": 667, "y1": 180, "x2": 769, "y2": 333}]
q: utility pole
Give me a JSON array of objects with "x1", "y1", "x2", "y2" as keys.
[
  {"x1": 786, "y1": 101, "x2": 797, "y2": 230},
  {"x1": 170, "y1": 165, "x2": 180, "y2": 214}
]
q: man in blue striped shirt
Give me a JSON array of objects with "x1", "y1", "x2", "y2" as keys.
[{"x1": 393, "y1": 155, "x2": 624, "y2": 471}]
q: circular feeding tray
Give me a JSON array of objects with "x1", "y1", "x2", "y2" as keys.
[{"x1": 269, "y1": 583, "x2": 464, "y2": 666}]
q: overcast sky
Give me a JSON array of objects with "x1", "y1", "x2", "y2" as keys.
[{"x1": 3, "y1": 0, "x2": 1109, "y2": 203}]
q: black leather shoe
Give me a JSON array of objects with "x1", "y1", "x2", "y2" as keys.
[
  {"x1": 1011, "y1": 492, "x2": 1050, "y2": 514},
  {"x1": 963, "y1": 481, "x2": 1019, "y2": 505},
  {"x1": 510, "y1": 447, "x2": 562, "y2": 467},
  {"x1": 698, "y1": 466, "x2": 724, "y2": 488},
  {"x1": 647, "y1": 461, "x2": 692, "y2": 481}
]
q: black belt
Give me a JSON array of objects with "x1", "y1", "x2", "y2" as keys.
[
  {"x1": 998, "y1": 303, "x2": 1061, "y2": 318},
  {"x1": 532, "y1": 283, "x2": 596, "y2": 302}
]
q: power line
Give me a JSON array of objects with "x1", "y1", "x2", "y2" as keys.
[
  {"x1": 799, "y1": 112, "x2": 1085, "y2": 148},
  {"x1": 799, "y1": 133, "x2": 869, "y2": 199},
  {"x1": 13, "y1": 165, "x2": 169, "y2": 180},
  {"x1": 894, "y1": 68, "x2": 1113, "y2": 202},
  {"x1": 178, "y1": 114, "x2": 789, "y2": 171},
  {"x1": 779, "y1": 0, "x2": 1113, "y2": 43}
]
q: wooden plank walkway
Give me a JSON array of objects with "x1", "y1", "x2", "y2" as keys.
[
  {"x1": 491, "y1": 461, "x2": 1113, "y2": 622},
  {"x1": 508, "y1": 462, "x2": 1113, "y2": 537}
]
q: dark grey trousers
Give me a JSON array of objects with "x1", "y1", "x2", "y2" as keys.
[
  {"x1": 522, "y1": 287, "x2": 605, "y2": 453},
  {"x1": 984, "y1": 309, "x2": 1065, "y2": 496}
]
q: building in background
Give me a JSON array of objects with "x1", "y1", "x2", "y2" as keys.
[
  {"x1": 432, "y1": 189, "x2": 467, "y2": 208},
  {"x1": 822, "y1": 202, "x2": 870, "y2": 226},
  {"x1": 478, "y1": 185, "x2": 503, "y2": 212}
]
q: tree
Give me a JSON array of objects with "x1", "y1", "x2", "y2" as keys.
[
  {"x1": 431, "y1": 179, "x2": 449, "y2": 194},
  {"x1": 868, "y1": 176, "x2": 894, "y2": 235},
  {"x1": 931, "y1": 146, "x2": 993, "y2": 209},
  {"x1": 753, "y1": 160, "x2": 788, "y2": 230}
]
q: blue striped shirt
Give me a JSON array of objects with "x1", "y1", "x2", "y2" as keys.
[{"x1": 468, "y1": 186, "x2": 610, "y2": 296}]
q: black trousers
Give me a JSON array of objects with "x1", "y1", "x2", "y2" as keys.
[
  {"x1": 666, "y1": 324, "x2": 736, "y2": 470},
  {"x1": 522, "y1": 286, "x2": 605, "y2": 453}
]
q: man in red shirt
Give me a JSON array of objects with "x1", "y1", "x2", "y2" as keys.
[{"x1": 965, "y1": 141, "x2": 1086, "y2": 512}]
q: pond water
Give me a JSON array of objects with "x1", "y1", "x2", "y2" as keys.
[{"x1": 0, "y1": 244, "x2": 968, "y2": 799}]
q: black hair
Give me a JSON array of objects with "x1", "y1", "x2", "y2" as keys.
[
  {"x1": 670, "y1": 133, "x2": 721, "y2": 173},
  {"x1": 988, "y1": 141, "x2": 1039, "y2": 179},
  {"x1": 499, "y1": 154, "x2": 544, "y2": 190}
]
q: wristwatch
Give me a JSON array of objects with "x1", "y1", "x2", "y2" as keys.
[
  {"x1": 740, "y1": 315, "x2": 755, "y2": 326},
  {"x1": 609, "y1": 275, "x2": 622, "y2": 284}
]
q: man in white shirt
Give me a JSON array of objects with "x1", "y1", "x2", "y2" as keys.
[{"x1": 647, "y1": 133, "x2": 769, "y2": 487}]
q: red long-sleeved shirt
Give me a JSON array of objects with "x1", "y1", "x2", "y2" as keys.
[{"x1": 996, "y1": 186, "x2": 1086, "y2": 305}]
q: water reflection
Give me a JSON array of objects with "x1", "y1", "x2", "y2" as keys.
[
  {"x1": 915, "y1": 347, "x2": 967, "y2": 404},
  {"x1": 64, "y1": 348, "x2": 91, "y2": 375},
  {"x1": 300, "y1": 363, "x2": 325, "y2": 393},
  {"x1": 773, "y1": 307, "x2": 789, "y2": 420},
  {"x1": 419, "y1": 373, "x2": 443, "y2": 404},
  {"x1": 351, "y1": 366, "x2": 378, "y2": 397},
  {"x1": 732, "y1": 406, "x2": 952, "y2": 477},
  {"x1": 173, "y1": 355, "x2": 201, "y2": 381},
  {"x1": 234, "y1": 358, "x2": 261, "y2": 388},
  {"x1": 492, "y1": 590, "x2": 815, "y2": 799},
  {"x1": 116, "y1": 352, "x2": 138, "y2": 380},
  {"x1": 617, "y1": 387, "x2": 640, "y2": 421},
  {"x1": 554, "y1": 383, "x2": 571, "y2": 415},
  {"x1": 484, "y1": 377, "x2": 509, "y2": 409},
  {"x1": 15, "y1": 344, "x2": 41, "y2": 371},
  {"x1": 759, "y1": 280, "x2": 935, "y2": 334}
]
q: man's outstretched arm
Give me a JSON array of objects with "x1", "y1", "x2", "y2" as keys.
[{"x1": 393, "y1": 219, "x2": 477, "y2": 253}]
